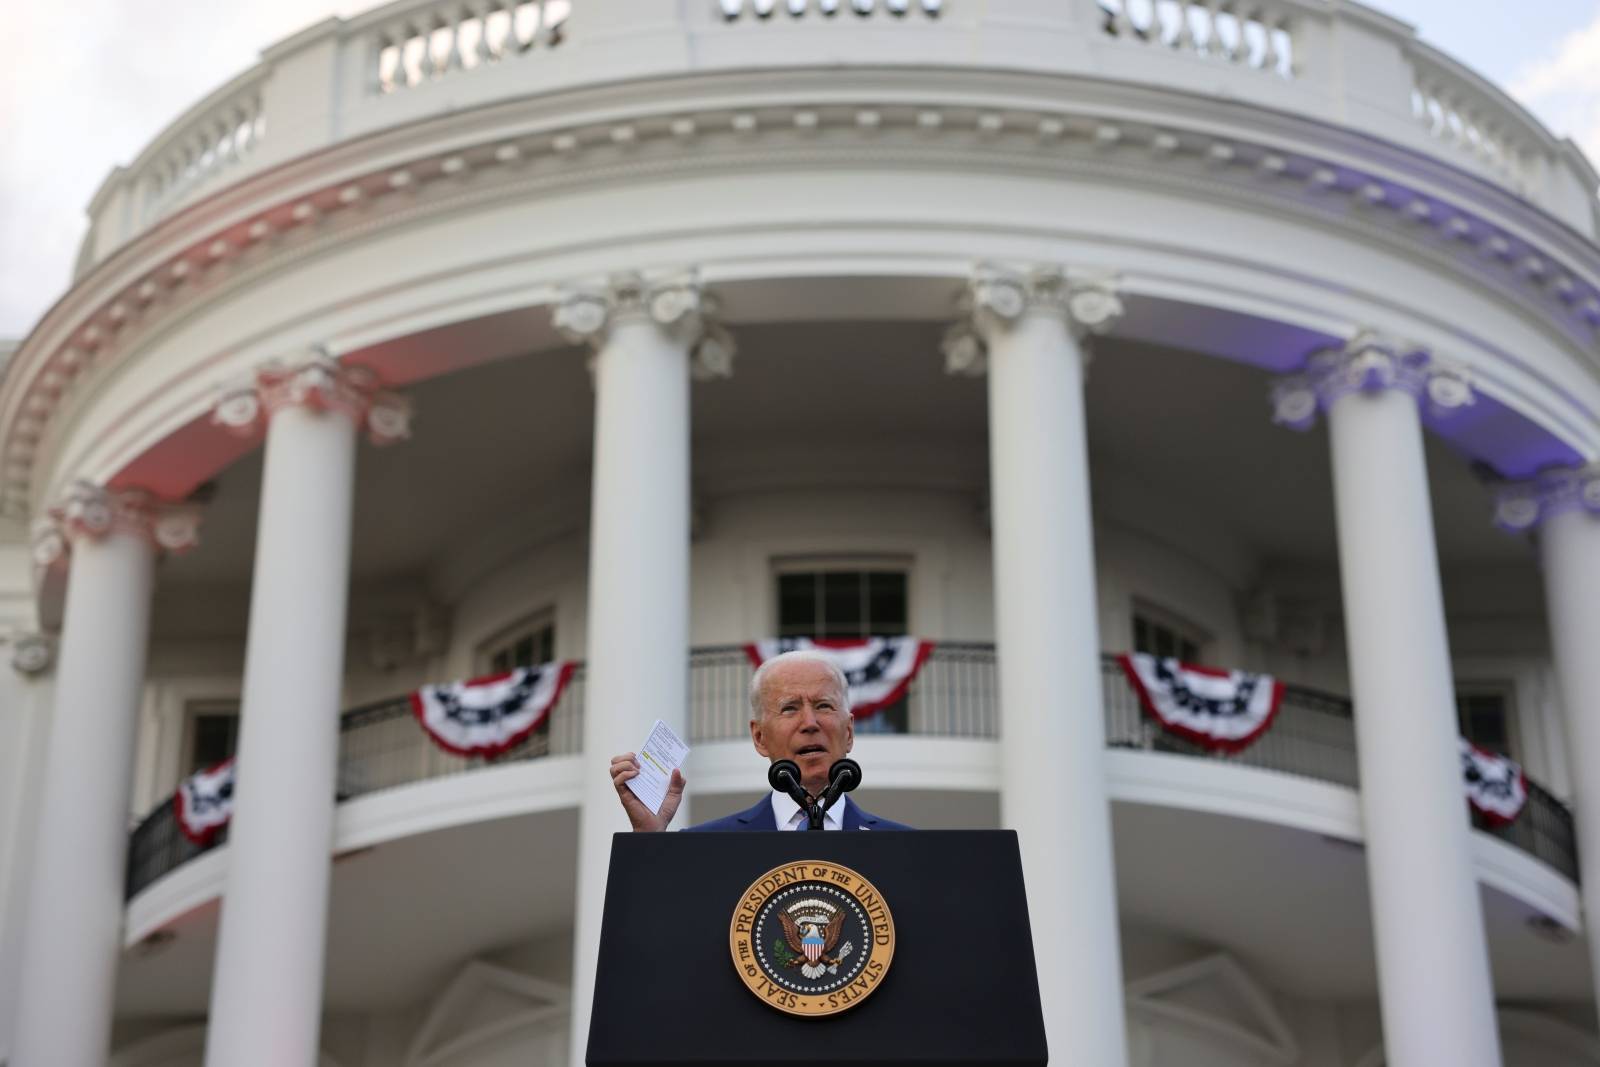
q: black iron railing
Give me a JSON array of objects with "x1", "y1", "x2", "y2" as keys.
[
  {"x1": 125, "y1": 646, "x2": 1578, "y2": 900},
  {"x1": 125, "y1": 667, "x2": 587, "y2": 899}
]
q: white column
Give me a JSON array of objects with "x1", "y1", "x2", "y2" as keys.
[
  {"x1": 561, "y1": 273, "x2": 732, "y2": 1066},
  {"x1": 1495, "y1": 465, "x2": 1600, "y2": 1023},
  {"x1": 11, "y1": 485, "x2": 200, "y2": 1067},
  {"x1": 1273, "y1": 336, "x2": 1499, "y2": 1067},
  {"x1": 945, "y1": 264, "x2": 1129, "y2": 1066},
  {"x1": 203, "y1": 355, "x2": 410, "y2": 1067}
]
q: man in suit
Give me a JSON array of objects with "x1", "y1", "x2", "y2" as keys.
[{"x1": 609, "y1": 649, "x2": 911, "y2": 831}]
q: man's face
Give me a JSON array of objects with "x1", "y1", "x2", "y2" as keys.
[{"x1": 750, "y1": 659, "x2": 854, "y2": 795}]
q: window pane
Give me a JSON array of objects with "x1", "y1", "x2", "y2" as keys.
[
  {"x1": 536, "y1": 626, "x2": 555, "y2": 664},
  {"x1": 1458, "y1": 693, "x2": 1511, "y2": 755},
  {"x1": 191, "y1": 714, "x2": 239, "y2": 773},
  {"x1": 822, "y1": 572, "x2": 863, "y2": 637},
  {"x1": 1133, "y1": 617, "x2": 1150, "y2": 654},
  {"x1": 867, "y1": 571, "x2": 908, "y2": 634},
  {"x1": 513, "y1": 635, "x2": 535, "y2": 668},
  {"x1": 491, "y1": 649, "x2": 510, "y2": 674},
  {"x1": 777, "y1": 573, "x2": 816, "y2": 634}
]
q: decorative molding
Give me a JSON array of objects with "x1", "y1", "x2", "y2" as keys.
[
  {"x1": 1269, "y1": 331, "x2": 1475, "y2": 431},
  {"x1": 942, "y1": 263, "x2": 1123, "y2": 376},
  {"x1": 555, "y1": 270, "x2": 736, "y2": 381},
  {"x1": 212, "y1": 348, "x2": 413, "y2": 445},
  {"x1": 4, "y1": 86, "x2": 1599, "y2": 517},
  {"x1": 9, "y1": 633, "x2": 54, "y2": 676},
  {"x1": 1492, "y1": 463, "x2": 1600, "y2": 532},
  {"x1": 41, "y1": 481, "x2": 203, "y2": 553}
]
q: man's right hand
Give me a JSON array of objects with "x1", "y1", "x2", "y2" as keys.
[{"x1": 609, "y1": 752, "x2": 686, "y2": 832}]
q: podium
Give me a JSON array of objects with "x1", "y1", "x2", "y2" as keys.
[{"x1": 586, "y1": 830, "x2": 1047, "y2": 1067}]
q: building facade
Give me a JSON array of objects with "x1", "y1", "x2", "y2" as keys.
[{"x1": 3, "y1": 0, "x2": 1600, "y2": 1064}]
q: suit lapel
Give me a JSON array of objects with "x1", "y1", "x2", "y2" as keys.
[
  {"x1": 843, "y1": 798, "x2": 867, "y2": 831},
  {"x1": 736, "y1": 796, "x2": 778, "y2": 831}
]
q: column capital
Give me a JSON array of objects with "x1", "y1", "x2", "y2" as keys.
[
  {"x1": 212, "y1": 348, "x2": 412, "y2": 445},
  {"x1": 941, "y1": 263, "x2": 1123, "y2": 377},
  {"x1": 1269, "y1": 331, "x2": 1475, "y2": 431},
  {"x1": 1492, "y1": 463, "x2": 1600, "y2": 532},
  {"x1": 9, "y1": 632, "x2": 54, "y2": 676},
  {"x1": 553, "y1": 270, "x2": 736, "y2": 380},
  {"x1": 37, "y1": 481, "x2": 202, "y2": 557}
]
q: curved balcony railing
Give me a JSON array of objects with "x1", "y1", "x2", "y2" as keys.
[
  {"x1": 125, "y1": 644, "x2": 1577, "y2": 900},
  {"x1": 80, "y1": 0, "x2": 1598, "y2": 268}
]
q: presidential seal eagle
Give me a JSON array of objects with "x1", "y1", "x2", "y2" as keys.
[{"x1": 779, "y1": 904, "x2": 850, "y2": 979}]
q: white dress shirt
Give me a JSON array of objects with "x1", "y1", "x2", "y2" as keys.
[{"x1": 770, "y1": 789, "x2": 846, "y2": 831}]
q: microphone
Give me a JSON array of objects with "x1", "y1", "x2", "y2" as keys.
[
  {"x1": 819, "y1": 758, "x2": 862, "y2": 816},
  {"x1": 768, "y1": 760, "x2": 808, "y2": 807}
]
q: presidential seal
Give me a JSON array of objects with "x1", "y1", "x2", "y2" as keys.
[{"x1": 729, "y1": 860, "x2": 894, "y2": 1017}]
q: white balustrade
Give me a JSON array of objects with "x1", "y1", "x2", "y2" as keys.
[
  {"x1": 78, "y1": 0, "x2": 1597, "y2": 264},
  {"x1": 373, "y1": 0, "x2": 571, "y2": 94},
  {"x1": 717, "y1": 0, "x2": 942, "y2": 18},
  {"x1": 1408, "y1": 44, "x2": 1533, "y2": 193},
  {"x1": 1095, "y1": 0, "x2": 1295, "y2": 78},
  {"x1": 139, "y1": 79, "x2": 267, "y2": 224}
]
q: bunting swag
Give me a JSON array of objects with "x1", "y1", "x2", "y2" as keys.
[
  {"x1": 411, "y1": 662, "x2": 576, "y2": 758},
  {"x1": 1117, "y1": 652, "x2": 1284, "y2": 753},
  {"x1": 175, "y1": 758, "x2": 236, "y2": 846},
  {"x1": 1460, "y1": 739, "x2": 1527, "y2": 825},
  {"x1": 744, "y1": 637, "x2": 935, "y2": 719}
]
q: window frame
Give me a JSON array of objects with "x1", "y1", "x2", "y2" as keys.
[
  {"x1": 1130, "y1": 599, "x2": 1210, "y2": 664},
  {"x1": 475, "y1": 608, "x2": 557, "y2": 676},
  {"x1": 771, "y1": 555, "x2": 913, "y2": 640},
  {"x1": 180, "y1": 698, "x2": 241, "y2": 776}
]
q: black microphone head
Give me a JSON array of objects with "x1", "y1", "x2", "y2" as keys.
[
  {"x1": 768, "y1": 759, "x2": 803, "y2": 794},
  {"x1": 827, "y1": 758, "x2": 862, "y2": 794}
]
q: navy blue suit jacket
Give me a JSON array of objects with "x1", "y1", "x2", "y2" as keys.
[{"x1": 685, "y1": 795, "x2": 912, "y2": 832}]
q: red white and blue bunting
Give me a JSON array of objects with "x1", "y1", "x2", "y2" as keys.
[
  {"x1": 175, "y1": 758, "x2": 236, "y2": 846},
  {"x1": 1117, "y1": 652, "x2": 1284, "y2": 753},
  {"x1": 1460, "y1": 739, "x2": 1527, "y2": 825},
  {"x1": 410, "y1": 663, "x2": 576, "y2": 758},
  {"x1": 744, "y1": 637, "x2": 934, "y2": 719}
]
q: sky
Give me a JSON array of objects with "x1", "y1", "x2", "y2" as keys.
[{"x1": 1, "y1": 1, "x2": 1598, "y2": 341}]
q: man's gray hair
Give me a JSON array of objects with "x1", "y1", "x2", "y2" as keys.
[{"x1": 749, "y1": 649, "x2": 852, "y2": 722}]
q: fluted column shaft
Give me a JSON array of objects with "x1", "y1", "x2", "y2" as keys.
[
  {"x1": 12, "y1": 486, "x2": 198, "y2": 1067},
  {"x1": 948, "y1": 265, "x2": 1128, "y2": 1066},
  {"x1": 204, "y1": 356, "x2": 409, "y2": 1067},
  {"x1": 1277, "y1": 337, "x2": 1499, "y2": 1066},
  {"x1": 564, "y1": 274, "x2": 731, "y2": 1067}
]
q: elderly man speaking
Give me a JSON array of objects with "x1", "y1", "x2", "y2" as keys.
[{"x1": 609, "y1": 649, "x2": 911, "y2": 831}]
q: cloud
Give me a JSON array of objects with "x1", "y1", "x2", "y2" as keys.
[
  {"x1": 1508, "y1": 7, "x2": 1600, "y2": 168},
  {"x1": 0, "y1": 1, "x2": 348, "y2": 338}
]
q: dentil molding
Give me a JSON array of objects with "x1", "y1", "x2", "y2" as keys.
[{"x1": 4, "y1": 83, "x2": 1599, "y2": 518}]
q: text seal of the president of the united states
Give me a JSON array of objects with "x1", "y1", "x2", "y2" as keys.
[{"x1": 729, "y1": 860, "x2": 895, "y2": 1017}]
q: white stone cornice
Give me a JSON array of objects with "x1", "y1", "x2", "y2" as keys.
[
  {"x1": 9, "y1": 633, "x2": 54, "y2": 676},
  {"x1": 942, "y1": 264, "x2": 1123, "y2": 376},
  {"x1": 212, "y1": 349, "x2": 413, "y2": 445},
  {"x1": 555, "y1": 271, "x2": 736, "y2": 381},
  {"x1": 1269, "y1": 331, "x2": 1475, "y2": 432},
  {"x1": 1492, "y1": 464, "x2": 1600, "y2": 532},
  {"x1": 35, "y1": 481, "x2": 203, "y2": 561},
  {"x1": 6, "y1": 83, "x2": 1600, "y2": 520}
]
